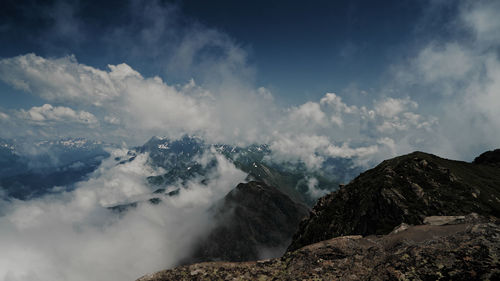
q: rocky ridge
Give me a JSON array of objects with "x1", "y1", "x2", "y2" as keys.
[
  {"x1": 183, "y1": 181, "x2": 309, "y2": 264},
  {"x1": 137, "y1": 214, "x2": 500, "y2": 280},
  {"x1": 288, "y1": 151, "x2": 500, "y2": 251}
]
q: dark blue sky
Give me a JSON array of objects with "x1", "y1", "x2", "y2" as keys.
[
  {"x1": 0, "y1": 0, "x2": 435, "y2": 107},
  {"x1": 179, "y1": 0, "x2": 426, "y2": 102}
]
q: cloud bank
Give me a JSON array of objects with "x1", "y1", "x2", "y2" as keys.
[
  {"x1": 0, "y1": 148, "x2": 246, "y2": 281},
  {"x1": 0, "y1": 53, "x2": 435, "y2": 167}
]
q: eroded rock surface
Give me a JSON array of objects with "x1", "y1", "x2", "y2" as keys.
[{"x1": 137, "y1": 215, "x2": 500, "y2": 281}]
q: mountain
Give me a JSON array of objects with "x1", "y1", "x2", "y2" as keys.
[
  {"x1": 473, "y1": 148, "x2": 500, "y2": 167},
  {"x1": 135, "y1": 136, "x2": 357, "y2": 206},
  {"x1": 0, "y1": 138, "x2": 25, "y2": 178},
  {"x1": 182, "y1": 181, "x2": 309, "y2": 264},
  {"x1": 0, "y1": 137, "x2": 109, "y2": 199},
  {"x1": 137, "y1": 149, "x2": 500, "y2": 280},
  {"x1": 288, "y1": 151, "x2": 500, "y2": 251}
]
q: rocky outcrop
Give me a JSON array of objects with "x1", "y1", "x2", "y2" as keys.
[
  {"x1": 137, "y1": 214, "x2": 500, "y2": 281},
  {"x1": 474, "y1": 149, "x2": 500, "y2": 167},
  {"x1": 182, "y1": 181, "x2": 309, "y2": 264},
  {"x1": 288, "y1": 151, "x2": 500, "y2": 251}
]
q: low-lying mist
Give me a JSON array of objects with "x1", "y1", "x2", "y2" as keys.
[{"x1": 0, "y1": 148, "x2": 246, "y2": 281}]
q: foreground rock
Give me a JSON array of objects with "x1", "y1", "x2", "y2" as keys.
[
  {"x1": 137, "y1": 214, "x2": 500, "y2": 281},
  {"x1": 288, "y1": 151, "x2": 500, "y2": 251}
]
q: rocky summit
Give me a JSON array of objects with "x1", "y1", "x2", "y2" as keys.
[
  {"x1": 137, "y1": 214, "x2": 500, "y2": 280},
  {"x1": 137, "y1": 150, "x2": 500, "y2": 281},
  {"x1": 289, "y1": 151, "x2": 500, "y2": 251},
  {"x1": 473, "y1": 149, "x2": 500, "y2": 167}
]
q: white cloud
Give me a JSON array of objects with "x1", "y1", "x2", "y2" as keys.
[
  {"x1": 305, "y1": 177, "x2": 328, "y2": 199},
  {"x1": 320, "y1": 92, "x2": 358, "y2": 114},
  {"x1": 104, "y1": 116, "x2": 120, "y2": 125},
  {"x1": 386, "y1": 0, "x2": 500, "y2": 160},
  {"x1": 461, "y1": 0, "x2": 500, "y2": 46},
  {"x1": 0, "y1": 53, "x2": 276, "y2": 145},
  {"x1": 18, "y1": 104, "x2": 98, "y2": 125},
  {"x1": 374, "y1": 97, "x2": 417, "y2": 118},
  {"x1": 0, "y1": 148, "x2": 246, "y2": 281},
  {"x1": 0, "y1": 54, "x2": 121, "y2": 106},
  {"x1": 288, "y1": 102, "x2": 327, "y2": 125},
  {"x1": 268, "y1": 134, "x2": 330, "y2": 169},
  {"x1": 416, "y1": 43, "x2": 474, "y2": 84},
  {"x1": 0, "y1": 111, "x2": 9, "y2": 120}
]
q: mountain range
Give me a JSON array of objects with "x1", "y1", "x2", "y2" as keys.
[
  {"x1": 0, "y1": 137, "x2": 109, "y2": 199},
  {"x1": 133, "y1": 135, "x2": 360, "y2": 206}
]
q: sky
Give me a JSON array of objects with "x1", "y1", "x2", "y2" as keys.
[
  {"x1": 0, "y1": 0, "x2": 426, "y2": 105},
  {"x1": 1, "y1": 0, "x2": 500, "y2": 164}
]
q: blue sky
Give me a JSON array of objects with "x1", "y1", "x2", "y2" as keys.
[
  {"x1": 1, "y1": 0, "x2": 429, "y2": 105},
  {"x1": 1, "y1": 0, "x2": 499, "y2": 162}
]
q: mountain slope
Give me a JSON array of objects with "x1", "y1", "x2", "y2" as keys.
[
  {"x1": 183, "y1": 181, "x2": 309, "y2": 263},
  {"x1": 288, "y1": 151, "x2": 500, "y2": 251},
  {"x1": 473, "y1": 148, "x2": 500, "y2": 167}
]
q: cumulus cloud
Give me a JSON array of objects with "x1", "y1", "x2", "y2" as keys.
[
  {"x1": 0, "y1": 53, "x2": 276, "y2": 146},
  {"x1": 0, "y1": 148, "x2": 246, "y2": 281},
  {"x1": 18, "y1": 104, "x2": 98, "y2": 125},
  {"x1": 288, "y1": 102, "x2": 327, "y2": 125},
  {"x1": 386, "y1": 0, "x2": 500, "y2": 160},
  {"x1": 0, "y1": 54, "x2": 122, "y2": 106}
]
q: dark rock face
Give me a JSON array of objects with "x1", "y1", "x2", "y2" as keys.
[
  {"x1": 183, "y1": 181, "x2": 309, "y2": 264},
  {"x1": 473, "y1": 148, "x2": 500, "y2": 167},
  {"x1": 288, "y1": 151, "x2": 500, "y2": 251},
  {"x1": 137, "y1": 214, "x2": 500, "y2": 281}
]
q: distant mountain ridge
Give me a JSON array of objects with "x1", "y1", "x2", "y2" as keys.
[
  {"x1": 0, "y1": 137, "x2": 109, "y2": 199},
  {"x1": 134, "y1": 135, "x2": 360, "y2": 206}
]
